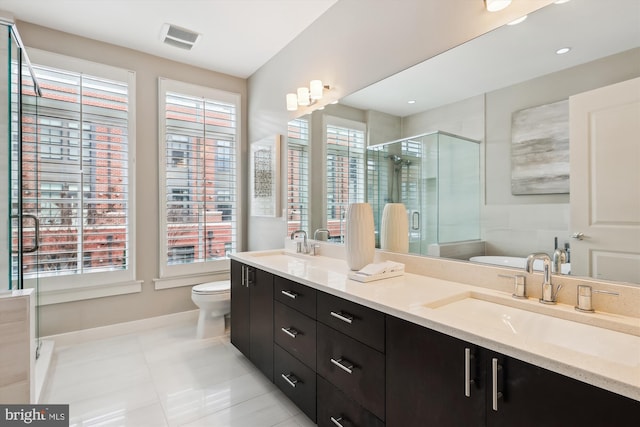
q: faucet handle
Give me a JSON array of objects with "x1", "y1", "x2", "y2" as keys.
[
  {"x1": 575, "y1": 285, "x2": 619, "y2": 313},
  {"x1": 499, "y1": 274, "x2": 527, "y2": 299}
]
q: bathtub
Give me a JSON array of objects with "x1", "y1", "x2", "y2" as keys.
[{"x1": 469, "y1": 256, "x2": 571, "y2": 274}]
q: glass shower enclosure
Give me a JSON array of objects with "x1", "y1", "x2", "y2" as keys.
[
  {"x1": 1, "y1": 17, "x2": 43, "y2": 357},
  {"x1": 367, "y1": 131, "x2": 480, "y2": 255}
]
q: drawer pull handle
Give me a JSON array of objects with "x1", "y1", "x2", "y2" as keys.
[
  {"x1": 492, "y1": 358, "x2": 503, "y2": 411},
  {"x1": 281, "y1": 290, "x2": 298, "y2": 299},
  {"x1": 281, "y1": 373, "x2": 299, "y2": 388},
  {"x1": 330, "y1": 311, "x2": 354, "y2": 324},
  {"x1": 330, "y1": 357, "x2": 354, "y2": 374},
  {"x1": 281, "y1": 327, "x2": 299, "y2": 338},
  {"x1": 331, "y1": 416, "x2": 348, "y2": 427}
]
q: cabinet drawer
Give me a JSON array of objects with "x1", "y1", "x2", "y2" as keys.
[
  {"x1": 274, "y1": 344, "x2": 316, "y2": 422},
  {"x1": 274, "y1": 276, "x2": 317, "y2": 318},
  {"x1": 317, "y1": 375, "x2": 385, "y2": 427},
  {"x1": 317, "y1": 323, "x2": 385, "y2": 421},
  {"x1": 317, "y1": 291, "x2": 385, "y2": 352},
  {"x1": 274, "y1": 301, "x2": 316, "y2": 369}
]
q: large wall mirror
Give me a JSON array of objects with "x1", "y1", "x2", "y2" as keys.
[{"x1": 286, "y1": 0, "x2": 640, "y2": 286}]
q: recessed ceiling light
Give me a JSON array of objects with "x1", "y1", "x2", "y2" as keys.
[
  {"x1": 556, "y1": 47, "x2": 571, "y2": 55},
  {"x1": 507, "y1": 15, "x2": 528, "y2": 26},
  {"x1": 554, "y1": 0, "x2": 571, "y2": 4},
  {"x1": 408, "y1": 100, "x2": 416, "y2": 104}
]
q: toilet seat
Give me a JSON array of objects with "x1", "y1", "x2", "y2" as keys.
[{"x1": 192, "y1": 280, "x2": 230, "y2": 295}]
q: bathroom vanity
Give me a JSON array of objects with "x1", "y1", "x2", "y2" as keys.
[{"x1": 229, "y1": 250, "x2": 640, "y2": 427}]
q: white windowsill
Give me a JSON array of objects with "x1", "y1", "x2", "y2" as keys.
[
  {"x1": 153, "y1": 271, "x2": 231, "y2": 290},
  {"x1": 37, "y1": 280, "x2": 143, "y2": 305}
]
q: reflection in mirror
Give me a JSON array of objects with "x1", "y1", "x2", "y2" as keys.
[
  {"x1": 367, "y1": 132, "x2": 480, "y2": 256},
  {"x1": 287, "y1": 0, "x2": 640, "y2": 285}
]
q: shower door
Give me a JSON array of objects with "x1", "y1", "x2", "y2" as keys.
[{"x1": 6, "y1": 23, "x2": 42, "y2": 358}]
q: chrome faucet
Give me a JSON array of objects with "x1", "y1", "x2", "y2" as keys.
[
  {"x1": 552, "y1": 248, "x2": 567, "y2": 274},
  {"x1": 290, "y1": 229, "x2": 309, "y2": 254},
  {"x1": 313, "y1": 228, "x2": 331, "y2": 241},
  {"x1": 526, "y1": 252, "x2": 562, "y2": 304}
]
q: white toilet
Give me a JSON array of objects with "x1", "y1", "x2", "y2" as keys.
[{"x1": 191, "y1": 280, "x2": 231, "y2": 339}]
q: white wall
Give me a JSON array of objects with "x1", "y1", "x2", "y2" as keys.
[
  {"x1": 16, "y1": 21, "x2": 246, "y2": 335},
  {"x1": 246, "y1": 0, "x2": 554, "y2": 251}
]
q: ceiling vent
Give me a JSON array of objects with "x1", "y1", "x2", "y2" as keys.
[{"x1": 161, "y1": 23, "x2": 200, "y2": 50}]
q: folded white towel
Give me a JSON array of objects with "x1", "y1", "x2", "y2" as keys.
[{"x1": 357, "y1": 261, "x2": 405, "y2": 276}]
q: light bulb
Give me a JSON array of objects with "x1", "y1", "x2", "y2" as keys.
[
  {"x1": 485, "y1": 0, "x2": 512, "y2": 12},
  {"x1": 286, "y1": 93, "x2": 298, "y2": 111},
  {"x1": 310, "y1": 80, "x2": 324, "y2": 100},
  {"x1": 297, "y1": 87, "x2": 310, "y2": 106}
]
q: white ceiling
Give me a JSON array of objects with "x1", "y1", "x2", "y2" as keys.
[
  {"x1": 341, "y1": 0, "x2": 640, "y2": 117},
  {"x1": 0, "y1": 0, "x2": 338, "y2": 78}
]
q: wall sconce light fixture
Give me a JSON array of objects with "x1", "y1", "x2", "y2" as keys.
[
  {"x1": 485, "y1": 0, "x2": 512, "y2": 12},
  {"x1": 286, "y1": 80, "x2": 330, "y2": 111}
]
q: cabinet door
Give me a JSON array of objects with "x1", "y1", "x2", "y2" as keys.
[
  {"x1": 249, "y1": 268, "x2": 274, "y2": 381},
  {"x1": 486, "y1": 352, "x2": 640, "y2": 427},
  {"x1": 386, "y1": 316, "x2": 485, "y2": 427},
  {"x1": 230, "y1": 260, "x2": 250, "y2": 357}
]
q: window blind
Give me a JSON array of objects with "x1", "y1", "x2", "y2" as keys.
[
  {"x1": 17, "y1": 64, "x2": 130, "y2": 278},
  {"x1": 325, "y1": 122, "x2": 366, "y2": 242},
  {"x1": 164, "y1": 91, "x2": 237, "y2": 265},
  {"x1": 287, "y1": 117, "x2": 309, "y2": 235}
]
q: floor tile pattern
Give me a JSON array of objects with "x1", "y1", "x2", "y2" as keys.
[{"x1": 40, "y1": 318, "x2": 316, "y2": 427}]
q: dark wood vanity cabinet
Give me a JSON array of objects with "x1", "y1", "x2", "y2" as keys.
[
  {"x1": 272, "y1": 275, "x2": 318, "y2": 422},
  {"x1": 230, "y1": 260, "x2": 274, "y2": 381},
  {"x1": 387, "y1": 315, "x2": 640, "y2": 427},
  {"x1": 231, "y1": 261, "x2": 639, "y2": 427},
  {"x1": 316, "y1": 291, "x2": 386, "y2": 425},
  {"x1": 386, "y1": 315, "x2": 485, "y2": 426}
]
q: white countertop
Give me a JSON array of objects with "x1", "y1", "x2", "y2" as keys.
[{"x1": 231, "y1": 249, "x2": 640, "y2": 401}]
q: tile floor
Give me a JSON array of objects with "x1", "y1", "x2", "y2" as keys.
[{"x1": 40, "y1": 316, "x2": 316, "y2": 427}]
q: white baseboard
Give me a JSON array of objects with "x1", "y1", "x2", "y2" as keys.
[{"x1": 43, "y1": 310, "x2": 199, "y2": 348}]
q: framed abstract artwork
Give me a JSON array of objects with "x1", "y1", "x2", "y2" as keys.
[
  {"x1": 511, "y1": 99, "x2": 569, "y2": 195},
  {"x1": 250, "y1": 135, "x2": 281, "y2": 217}
]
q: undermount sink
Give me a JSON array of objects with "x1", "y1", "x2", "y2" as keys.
[{"x1": 425, "y1": 293, "x2": 640, "y2": 367}]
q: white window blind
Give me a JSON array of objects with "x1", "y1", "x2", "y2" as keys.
[
  {"x1": 17, "y1": 63, "x2": 131, "y2": 280},
  {"x1": 325, "y1": 119, "x2": 366, "y2": 242},
  {"x1": 159, "y1": 79, "x2": 239, "y2": 277},
  {"x1": 287, "y1": 117, "x2": 309, "y2": 235}
]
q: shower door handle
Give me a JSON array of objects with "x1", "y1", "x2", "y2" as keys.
[
  {"x1": 11, "y1": 214, "x2": 40, "y2": 254},
  {"x1": 411, "y1": 211, "x2": 420, "y2": 230}
]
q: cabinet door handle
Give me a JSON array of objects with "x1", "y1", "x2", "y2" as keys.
[
  {"x1": 281, "y1": 373, "x2": 299, "y2": 388},
  {"x1": 246, "y1": 267, "x2": 253, "y2": 286},
  {"x1": 241, "y1": 265, "x2": 246, "y2": 287},
  {"x1": 464, "y1": 347, "x2": 475, "y2": 397},
  {"x1": 492, "y1": 358, "x2": 503, "y2": 411},
  {"x1": 281, "y1": 327, "x2": 299, "y2": 338},
  {"x1": 281, "y1": 289, "x2": 298, "y2": 299},
  {"x1": 330, "y1": 311, "x2": 354, "y2": 324},
  {"x1": 330, "y1": 357, "x2": 354, "y2": 374},
  {"x1": 330, "y1": 416, "x2": 348, "y2": 427}
]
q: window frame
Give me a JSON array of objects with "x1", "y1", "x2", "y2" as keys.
[
  {"x1": 22, "y1": 49, "x2": 138, "y2": 304},
  {"x1": 157, "y1": 78, "x2": 241, "y2": 288}
]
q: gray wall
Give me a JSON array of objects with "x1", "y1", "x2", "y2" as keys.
[{"x1": 17, "y1": 21, "x2": 246, "y2": 336}]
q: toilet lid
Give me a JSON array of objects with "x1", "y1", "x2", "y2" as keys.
[{"x1": 192, "y1": 280, "x2": 230, "y2": 294}]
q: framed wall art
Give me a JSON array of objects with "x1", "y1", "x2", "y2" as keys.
[
  {"x1": 250, "y1": 135, "x2": 281, "y2": 217},
  {"x1": 511, "y1": 99, "x2": 569, "y2": 195}
]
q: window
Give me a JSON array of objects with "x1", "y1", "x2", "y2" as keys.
[
  {"x1": 286, "y1": 117, "x2": 310, "y2": 235},
  {"x1": 16, "y1": 52, "x2": 135, "y2": 292},
  {"x1": 324, "y1": 117, "x2": 366, "y2": 242},
  {"x1": 159, "y1": 78, "x2": 240, "y2": 279}
]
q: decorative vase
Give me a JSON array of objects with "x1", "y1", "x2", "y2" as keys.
[
  {"x1": 381, "y1": 203, "x2": 409, "y2": 253},
  {"x1": 345, "y1": 203, "x2": 375, "y2": 271}
]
